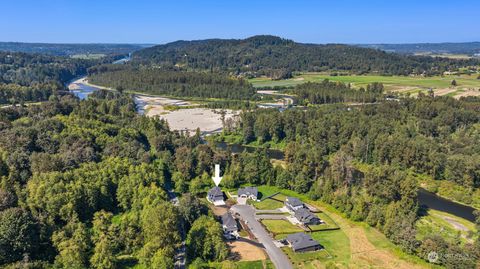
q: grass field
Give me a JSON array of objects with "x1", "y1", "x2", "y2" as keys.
[
  {"x1": 261, "y1": 219, "x2": 304, "y2": 235},
  {"x1": 416, "y1": 209, "x2": 477, "y2": 245},
  {"x1": 251, "y1": 197, "x2": 284, "y2": 210},
  {"x1": 308, "y1": 212, "x2": 339, "y2": 231},
  {"x1": 249, "y1": 73, "x2": 480, "y2": 98}
]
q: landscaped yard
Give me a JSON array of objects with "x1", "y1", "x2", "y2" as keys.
[
  {"x1": 261, "y1": 219, "x2": 304, "y2": 235},
  {"x1": 275, "y1": 229, "x2": 351, "y2": 268}
]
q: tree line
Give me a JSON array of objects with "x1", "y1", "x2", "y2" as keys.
[
  {"x1": 292, "y1": 80, "x2": 385, "y2": 105},
  {"x1": 88, "y1": 65, "x2": 257, "y2": 100}
]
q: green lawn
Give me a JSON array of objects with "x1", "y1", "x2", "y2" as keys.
[
  {"x1": 275, "y1": 229, "x2": 351, "y2": 268},
  {"x1": 257, "y1": 186, "x2": 283, "y2": 200},
  {"x1": 249, "y1": 73, "x2": 480, "y2": 91},
  {"x1": 308, "y1": 212, "x2": 339, "y2": 231},
  {"x1": 251, "y1": 198, "x2": 283, "y2": 210},
  {"x1": 261, "y1": 219, "x2": 304, "y2": 235},
  {"x1": 251, "y1": 190, "x2": 288, "y2": 209},
  {"x1": 416, "y1": 209, "x2": 477, "y2": 245}
]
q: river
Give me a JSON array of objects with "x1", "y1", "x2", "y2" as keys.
[{"x1": 214, "y1": 142, "x2": 478, "y2": 222}]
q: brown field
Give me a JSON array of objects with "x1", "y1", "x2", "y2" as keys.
[
  {"x1": 210, "y1": 205, "x2": 228, "y2": 216},
  {"x1": 228, "y1": 239, "x2": 267, "y2": 261},
  {"x1": 310, "y1": 202, "x2": 427, "y2": 269}
]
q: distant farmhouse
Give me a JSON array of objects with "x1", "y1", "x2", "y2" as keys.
[
  {"x1": 285, "y1": 197, "x2": 304, "y2": 212},
  {"x1": 294, "y1": 208, "x2": 322, "y2": 225},
  {"x1": 238, "y1": 186, "x2": 259, "y2": 200},
  {"x1": 221, "y1": 212, "x2": 239, "y2": 239},
  {"x1": 207, "y1": 186, "x2": 225, "y2": 206},
  {"x1": 286, "y1": 232, "x2": 323, "y2": 252}
]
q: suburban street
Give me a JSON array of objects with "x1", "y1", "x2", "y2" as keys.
[{"x1": 231, "y1": 204, "x2": 293, "y2": 269}]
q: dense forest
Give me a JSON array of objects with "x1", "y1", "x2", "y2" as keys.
[
  {"x1": 133, "y1": 35, "x2": 480, "y2": 77},
  {"x1": 0, "y1": 42, "x2": 146, "y2": 57},
  {"x1": 88, "y1": 65, "x2": 257, "y2": 100},
  {"x1": 0, "y1": 91, "x2": 247, "y2": 268},
  {"x1": 0, "y1": 52, "x2": 114, "y2": 104},
  {"x1": 216, "y1": 95, "x2": 480, "y2": 267}
]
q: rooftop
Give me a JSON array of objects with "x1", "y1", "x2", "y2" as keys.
[
  {"x1": 238, "y1": 186, "x2": 258, "y2": 197},
  {"x1": 208, "y1": 186, "x2": 223, "y2": 198},
  {"x1": 221, "y1": 212, "x2": 238, "y2": 232},
  {"x1": 286, "y1": 232, "x2": 322, "y2": 251},
  {"x1": 286, "y1": 197, "x2": 303, "y2": 207}
]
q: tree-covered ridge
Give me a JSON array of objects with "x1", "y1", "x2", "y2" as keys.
[
  {"x1": 88, "y1": 65, "x2": 257, "y2": 100},
  {"x1": 133, "y1": 35, "x2": 480, "y2": 77}
]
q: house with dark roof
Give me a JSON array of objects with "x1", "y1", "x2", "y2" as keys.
[
  {"x1": 207, "y1": 186, "x2": 225, "y2": 205},
  {"x1": 221, "y1": 212, "x2": 239, "y2": 239},
  {"x1": 285, "y1": 197, "x2": 304, "y2": 212},
  {"x1": 286, "y1": 232, "x2": 323, "y2": 252},
  {"x1": 294, "y1": 208, "x2": 322, "y2": 225},
  {"x1": 237, "y1": 186, "x2": 258, "y2": 200}
]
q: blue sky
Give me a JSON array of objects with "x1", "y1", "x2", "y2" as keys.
[{"x1": 1, "y1": 0, "x2": 478, "y2": 44}]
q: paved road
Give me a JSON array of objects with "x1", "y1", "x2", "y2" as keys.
[{"x1": 231, "y1": 204, "x2": 293, "y2": 269}]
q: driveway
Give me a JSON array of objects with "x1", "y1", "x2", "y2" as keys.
[{"x1": 231, "y1": 204, "x2": 293, "y2": 269}]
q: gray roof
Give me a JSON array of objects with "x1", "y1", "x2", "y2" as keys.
[
  {"x1": 285, "y1": 197, "x2": 303, "y2": 207},
  {"x1": 208, "y1": 186, "x2": 224, "y2": 200},
  {"x1": 294, "y1": 208, "x2": 320, "y2": 224},
  {"x1": 238, "y1": 186, "x2": 258, "y2": 197},
  {"x1": 286, "y1": 232, "x2": 322, "y2": 251},
  {"x1": 221, "y1": 212, "x2": 238, "y2": 232}
]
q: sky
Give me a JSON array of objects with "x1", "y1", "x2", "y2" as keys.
[{"x1": 1, "y1": 0, "x2": 479, "y2": 44}]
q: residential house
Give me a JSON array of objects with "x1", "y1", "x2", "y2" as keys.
[
  {"x1": 237, "y1": 186, "x2": 258, "y2": 200},
  {"x1": 286, "y1": 232, "x2": 323, "y2": 252},
  {"x1": 294, "y1": 208, "x2": 322, "y2": 225},
  {"x1": 285, "y1": 197, "x2": 304, "y2": 212},
  {"x1": 221, "y1": 212, "x2": 239, "y2": 239},
  {"x1": 207, "y1": 186, "x2": 225, "y2": 205}
]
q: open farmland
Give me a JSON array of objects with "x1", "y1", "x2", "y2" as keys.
[{"x1": 250, "y1": 73, "x2": 480, "y2": 98}]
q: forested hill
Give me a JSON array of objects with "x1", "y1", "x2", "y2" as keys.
[{"x1": 133, "y1": 35, "x2": 479, "y2": 77}]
